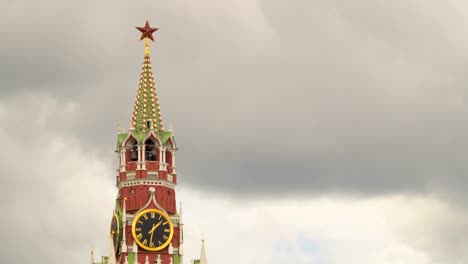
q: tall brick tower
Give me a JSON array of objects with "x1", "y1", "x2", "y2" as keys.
[{"x1": 109, "y1": 21, "x2": 183, "y2": 264}]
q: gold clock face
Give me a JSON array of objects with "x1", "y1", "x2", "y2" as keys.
[
  {"x1": 110, "y1": 214, "x2": 120, "y2": 253},
  {"x1": 131, "y1": 208, "x2": 174, "y2": 251}
]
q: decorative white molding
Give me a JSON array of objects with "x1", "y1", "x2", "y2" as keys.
[
  {"x1": 117, "y1": 178, "x2": 176, "y2": 190},
  {"x1": 147, "y1": 172, "x2": 158, "y2": 180},
  {"x1": 142, "y1": 131, "x2": 162, "y2": 145},
  {"x1": 126, "y1": 172, "x2": 136, "y2": 181}
]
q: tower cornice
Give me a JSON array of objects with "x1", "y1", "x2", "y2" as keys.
[{"x1": 117, "y1": 178, "x2": 177, "y2": 190}]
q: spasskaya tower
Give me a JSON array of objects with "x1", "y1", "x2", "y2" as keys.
[{"x1": 108, "y1": 21, "x2": 183, "y2": 264}]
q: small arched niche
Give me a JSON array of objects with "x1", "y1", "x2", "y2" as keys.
[
  {"x1": 145, "y1": 138, "x2": 157, "y2": 161},
  {"x1": 126, "y1": 138, "x2": 138, "y2": 162}
]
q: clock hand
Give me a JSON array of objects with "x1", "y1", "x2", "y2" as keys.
[
  {"x1": 150, "y1": 228, "x2": 155, "y2": 245},
  {"x1": 148, "y1": 221, "x2": 163, "y2": 235},
  {"x1": 148, "y1": 223, "x2": 156, "y2": 235},
  {"x1": 153, "y1": 221, "x2": 163, "y2": 232},
  {"x1": 148, "y1": 220, "x2": 163, "y2": 246}
]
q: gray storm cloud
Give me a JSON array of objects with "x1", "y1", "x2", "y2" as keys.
[
  {"x1": 2, "y1": 0, "x2": 468, "y2": 199},
  {"x1": 2, "y1": 0, "x2": 468, "y2": 263}
]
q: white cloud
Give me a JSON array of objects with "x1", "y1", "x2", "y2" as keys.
[
  {"x1": 179, "y1": 190, "x2": 437, "y2": 264},
  {"x1": 387, "y1": 196, "x2": 468, "y2": 264},
  {"x1": 0, "y1": 94, "x2": 115, "y2": 263}
]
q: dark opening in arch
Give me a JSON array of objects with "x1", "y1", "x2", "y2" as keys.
[{"x1": 145, "y1": 139, "x2": 157, "y2": 161}]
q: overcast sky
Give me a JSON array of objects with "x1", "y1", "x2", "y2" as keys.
[{"x1": 2, "y1": 0, "x2": 468, "y2": 263}]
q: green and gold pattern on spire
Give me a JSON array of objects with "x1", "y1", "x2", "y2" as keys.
[{"x1": 131, "y1": 21, "x2": 164, "y2": 134}]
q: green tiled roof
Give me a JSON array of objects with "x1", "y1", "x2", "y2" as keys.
[
  {"x1": 160, "y1": 131, "x2": 172, "y2": 144},
  {"x1": 117, "y1": 133, "x2": 128, "y2": 147},
  {"x1": 130, "y1": 53, "x2": 165, "y2": 134}
]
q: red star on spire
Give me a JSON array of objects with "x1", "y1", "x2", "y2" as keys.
[{"x1": 136, "y1": 20, "x2": 159, "y2": 41}]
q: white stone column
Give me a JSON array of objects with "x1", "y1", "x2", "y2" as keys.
[
  {"x1": 120, "y1": 148, "x2": 126, "y2": 172},
  {"x1": 158, "y1": 146, "x2": 164, "y2": 171},
  {"x1": 121, "y1": 198, "x2": 127, "y2": 253},
  {"x1": 161, "y1": 147, "x2": 167, "y2": 171},
  {"x1": 171, "y1": 151, "x2": 176, "y2": 174},
  {"x1": 141, "y1": 144, "x2": 146, "y2": 170},
  {"x1": 137, "y1": 145, "x2": 142, "y2": 170},
  {"x1": 133, "y1": 241, "x2": 139, "y2": 264}
]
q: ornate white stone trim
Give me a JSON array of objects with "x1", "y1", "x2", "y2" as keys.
[{"x1": 117, "y1": 178, "x2": 176, "y2": 190}]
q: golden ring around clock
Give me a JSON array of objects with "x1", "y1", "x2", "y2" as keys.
[{"x1": 131, "y1": 208, "x2": 174, "y2": 251}]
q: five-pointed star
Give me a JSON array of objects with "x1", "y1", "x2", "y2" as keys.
[{"x1": 136, "y1": 21, "x2": 159, "y2": 41}]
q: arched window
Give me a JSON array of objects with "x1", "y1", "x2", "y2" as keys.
[
  {"x1": 127, "y1": 139, "x2": 138, "y2": 162},
  {"x1": 145, "y1": 139, "x2": 157, "y2": 161}
]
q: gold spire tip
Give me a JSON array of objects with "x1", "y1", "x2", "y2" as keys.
[
  {"x1": 145, "y1": 38, "x2": 150, "y2": 55},
  {"x1": 136, "y1": 21, "x2": 158, "y2": 55}
]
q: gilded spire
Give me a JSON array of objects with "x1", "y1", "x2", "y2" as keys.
[
  {"x1": 145, "y1": 38, "x2": 150, "y2": 55},
  {"x1": 131, "y1": 21, "x2": 164, "y2": 133}
]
